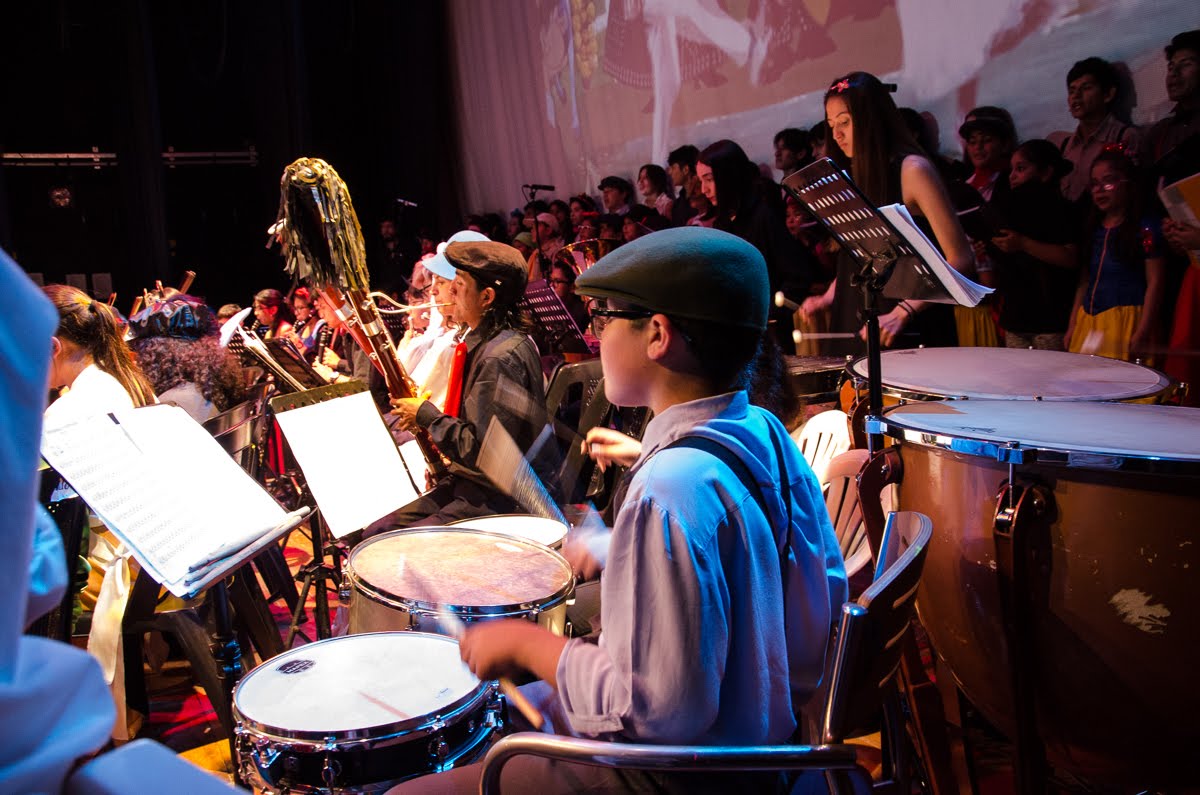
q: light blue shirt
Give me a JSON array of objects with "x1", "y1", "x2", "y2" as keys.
[{"x1": 557, "y1": 391, "x2": 847, "y2": 744}]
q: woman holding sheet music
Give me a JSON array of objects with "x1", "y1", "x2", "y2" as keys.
[{"x1": 800, "y1": 71, "x2": 974, "y2": 354}]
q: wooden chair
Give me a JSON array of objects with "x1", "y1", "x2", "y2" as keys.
[{"x1": 479, "y1": 511, "x2": 934, "y2": 795}]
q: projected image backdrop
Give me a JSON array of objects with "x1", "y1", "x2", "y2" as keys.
[{"x1": 448, "y1": 0, "x2": 1196, "y2": 212}]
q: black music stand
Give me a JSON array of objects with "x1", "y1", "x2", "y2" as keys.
[
  {"x1": 269, "y1": 382, "x2": 360, "y2": 645},
  {"x1": 270, "y1": 380, "x2": 429, "y2": 643},
  {"x1": 522, "y1": 279, "x2": 590, "y2": 368},
  {"x1": 782, "y1": 158, "x2": 971, "y2": 452}
]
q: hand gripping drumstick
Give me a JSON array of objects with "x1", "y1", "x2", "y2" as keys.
[{"x1": 433, "y1": 610, "x2": 545, "y2": 730}]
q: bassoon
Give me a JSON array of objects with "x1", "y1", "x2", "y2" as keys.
[{"x1": 275, "y1": 157, "x2": 446, "y2": 477}]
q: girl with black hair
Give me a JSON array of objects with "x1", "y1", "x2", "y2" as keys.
[
  {"x1": 800, "y1": 71, "x2": 973, "y2": 354},
  {"x1": 697, "y1": 139, "x2": 813, "y2": 351},
  {"x1": 252, "y1": 288, "x2": 295, "y2": 340}
]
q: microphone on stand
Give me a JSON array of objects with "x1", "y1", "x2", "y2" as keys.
[
  {"x1": 394, "y1": 198, "x2": 419, "y2": 208},
  {"x1": 522, "y1": 183, "x2": 556, "y2": 192}
]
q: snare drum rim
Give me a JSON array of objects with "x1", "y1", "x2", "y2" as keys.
[
  {"x1": 847, "y1": 350, "x2": 1177, "y2": 402},
  {"x1": 877, "y1": 402, "x2": 1200, "y2": 476},
  {"x1": 232, "y1": 632, "x2": 491, "y2": 743},
  {"x1": 347, "y1": 528, "x2": 577, "y2": 616}
]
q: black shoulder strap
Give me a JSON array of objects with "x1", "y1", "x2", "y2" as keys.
[{"x1": 666, "y1": 428, "x2": 795, "y2": 590}]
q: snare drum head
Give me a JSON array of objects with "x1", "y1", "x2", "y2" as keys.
[
  {"x1": 233, "y1": 632, "x2": 481, "y2": 738},
  {"x1": 350, "y1": 528, "x2": 574, "y2": 609},
  {"x1": 850, "y1": 348, "x2": 1172, "y2": 401},
  {"x1": 449, "y1": 514, "x2": 567, "y2": 547},
  {"x1": 881, "y1": 400, "x2": 1200, "y2": 462}
]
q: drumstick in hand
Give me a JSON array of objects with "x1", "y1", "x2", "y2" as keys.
[{"x1": 434, "y1": 610, "x2": 545, "y2": 730}]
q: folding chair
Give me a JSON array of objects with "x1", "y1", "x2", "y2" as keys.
[{"x1": 479, "y1": 511, "x2": 934, "y2": 795}]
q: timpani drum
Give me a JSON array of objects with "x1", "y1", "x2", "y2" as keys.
[
  {"x1": 847, "y1": 347, "x2": 1176, "y2": 403},
  {"x1": 879, "y1": 400, "x2": 1200, "y2": 785},
  {"x1": 449, "y1": 514, "x2": 569, "y2": 549},
  {"x1": 233, "y1": 632, "x2": 500, "y2": 793},
  {"x1": 346, "y1": 528, "x2": 575, "y2": 636}
]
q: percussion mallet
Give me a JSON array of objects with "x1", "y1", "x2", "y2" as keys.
[{"x1": 774, "y1": 291, "x2": 802, "y2": 312}]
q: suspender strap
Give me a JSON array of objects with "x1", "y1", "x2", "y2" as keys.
[{"x1": 666, "y1": 428, "x2": 794, "y2": 594}]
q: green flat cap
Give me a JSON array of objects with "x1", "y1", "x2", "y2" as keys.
[{"x1": 575, "y1": 226, "x2": 768, "y2": 330}]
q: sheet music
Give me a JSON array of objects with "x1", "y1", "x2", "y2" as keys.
[
  {"x1": 40, "y1": 405, "x2": 291, "y2": 595},
  {"x1": 880, "y1": 204, "x2": 992, "y2": 307},
  {"x1": 782, "y1": 159, "x2": 991, "y2": 308},
  {"x1": 273, "y1": 390, "x2": 422, "y2": 538}
]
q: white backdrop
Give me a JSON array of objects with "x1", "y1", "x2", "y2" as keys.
[{"x1": 447, "y1": 0, "x2": 1197, "y2": 214}]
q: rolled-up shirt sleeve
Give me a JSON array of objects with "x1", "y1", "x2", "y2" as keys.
[{"x1": 556, "y1": 489, "x2": 731, "y2": 742}]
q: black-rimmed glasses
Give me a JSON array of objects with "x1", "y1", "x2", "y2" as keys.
[{"x1": 590, "y1": 306, "x2": 654, "y2": 334}]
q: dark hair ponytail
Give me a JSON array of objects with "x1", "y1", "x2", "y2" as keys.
[{"x1": 45, "y1": 284, "x2": 156, "y2": 407}]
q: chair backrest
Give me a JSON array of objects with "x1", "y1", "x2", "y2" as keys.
[
  {"x1": 545, "y1": 359, "x2": 651, "y2": 508},
  {"x1": 821, "y1": 510, "x2": 932, "y2": 744},
  {"x1": 821, "y1": 449, "x2": 875, "y2": 583},
  {"x1": 545, "y1": 358, "x2": 605, "y2": 418},
  {"x1": 793, "y1": 409, "x2": 851, "y2": 483}
]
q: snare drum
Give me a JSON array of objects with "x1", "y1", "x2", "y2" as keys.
[
  {"x1": 346, "y1": 528, "x2": 575, "y2": 635},
  {"x1": 880, "y1": 400, "x2": 1200, "y2": 785},
  {"x1": 847, "y1": 347, "x2": 1175, "y2": 402},
  {"x1": 449, "y1": 514, "x2": 569, "y2": 549},
  {"x1": 233, "y1": 632, "x2": 500, "y2": 793}
]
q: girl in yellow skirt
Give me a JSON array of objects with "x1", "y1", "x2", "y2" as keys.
[{"x1": 1065, "y1": 151, "x2": 1166, "y2": 363}]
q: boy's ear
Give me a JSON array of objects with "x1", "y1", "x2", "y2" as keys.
[{"x1": 644, "y1": 315, "x2": 671, "y2": 362}]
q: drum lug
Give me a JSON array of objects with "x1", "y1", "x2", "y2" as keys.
[
  {"x1": 485, "y1": 683, "x2": 505, "y2": 730},
  {"x1": 337, "y1": 573, "x2": 351, "y2": 604},
  {"x1": 321, "y1": 739, "x2": 341, "y2": 788},
  {"x1": 405, "y1": 606, "x2": 422, "y2": 631},
  {"x1": 428, "y1": 718, "x2": 449, "y2": 768},
  {"x1": 244, "y1": 733, "x2": 284, "y2": 785},
  {"x1": 992, "y1": 480, "x2": 1054, "y2": 792}
]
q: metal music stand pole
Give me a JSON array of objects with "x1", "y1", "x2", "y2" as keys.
[
  {"x1": 285, "y1": 504, "x2": 339, "y2": 646},
  {"x1": 207, "y1": 579, "x2": 242, "y2": 785},
  {"x1": 853, "y1": 251, "x2": 899, "y2": 454}
]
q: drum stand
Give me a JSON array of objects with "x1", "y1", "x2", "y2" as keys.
[{"x1": 286, "y1": 507, "x2": 341, "y2": 647}]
